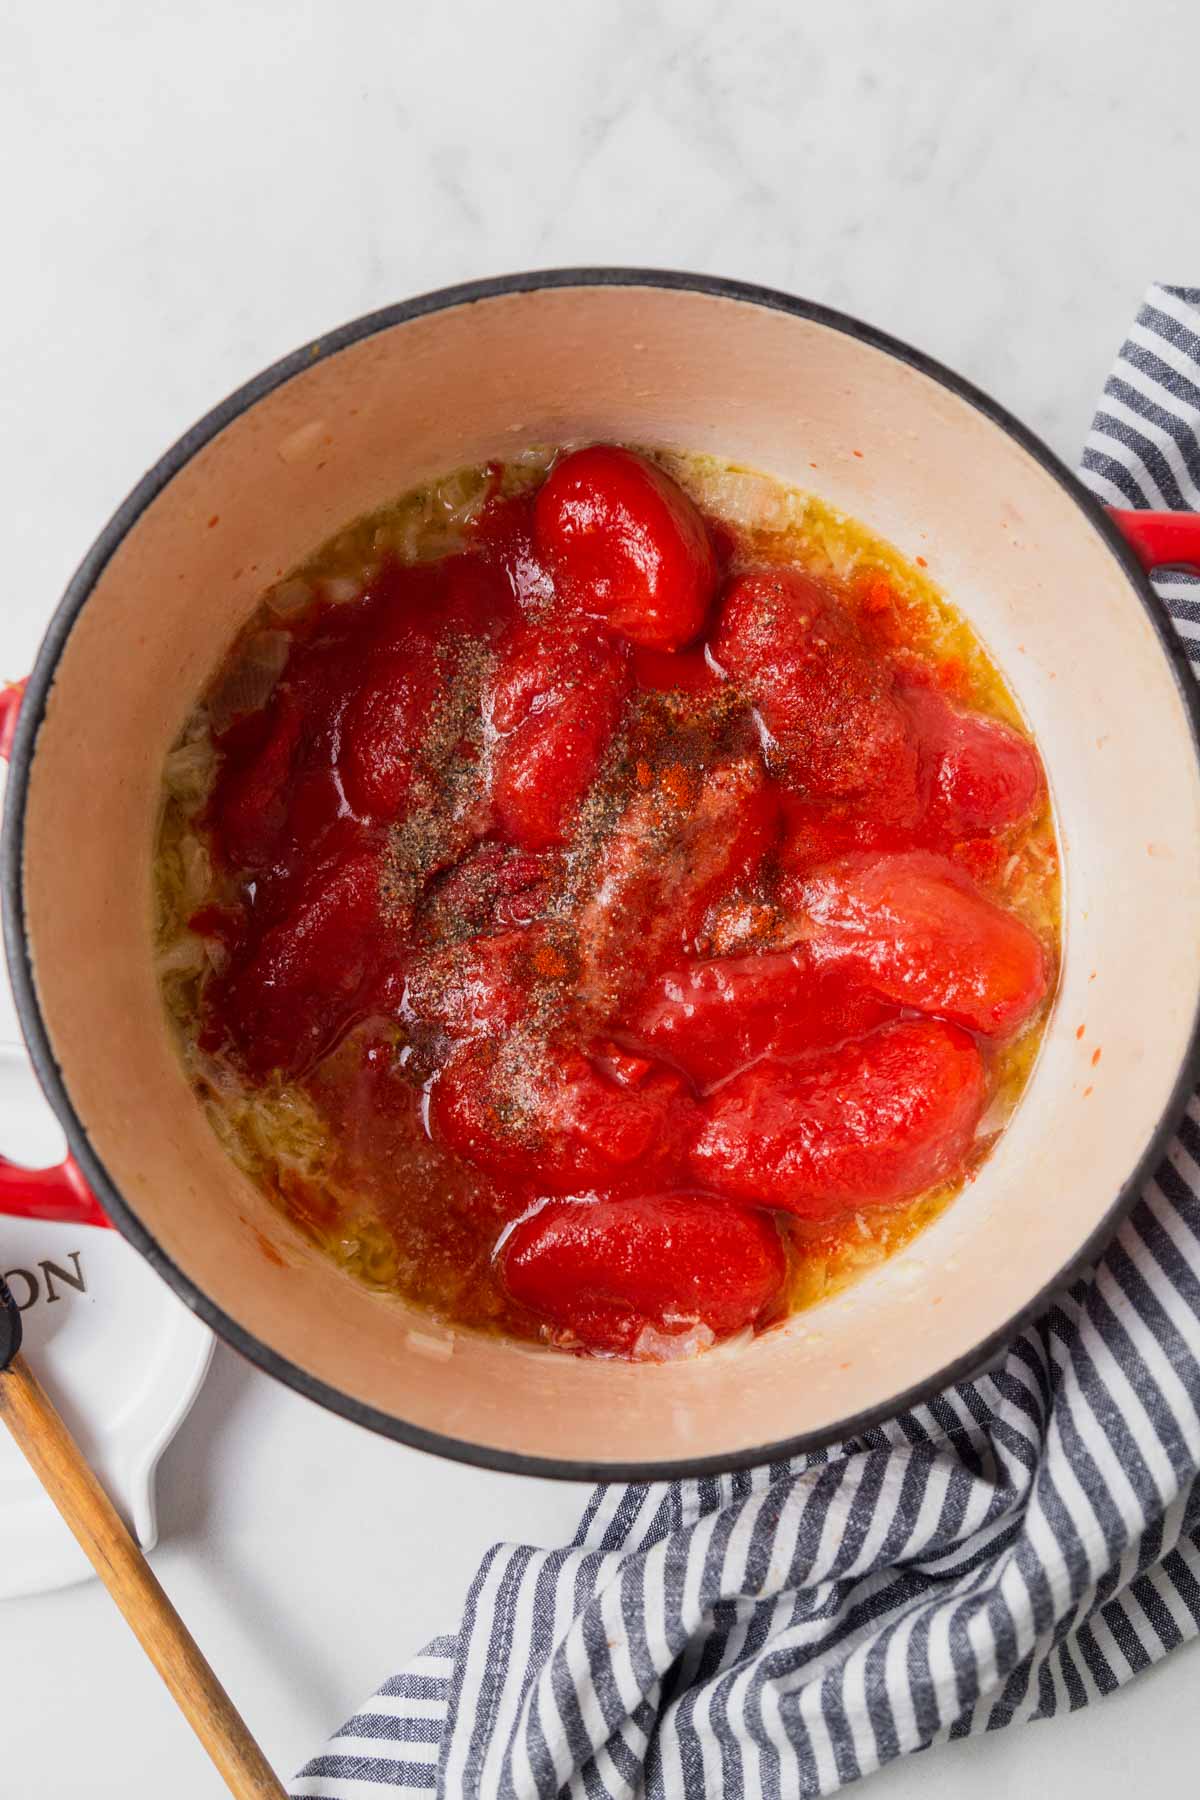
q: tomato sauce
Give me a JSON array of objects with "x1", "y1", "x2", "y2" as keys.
[{"x1": 155, "y1": 446, "x2": 1060, "y2": 1359}]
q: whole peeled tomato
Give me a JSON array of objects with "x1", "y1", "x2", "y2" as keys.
[
  {"x1": 902, "y1": 681, "x2": 1044, "y2": 841},
  {"x1": 339, "y1": 643, "x2": 442, "y2": 820},
  {"x1": 432, "y1": 1038, "x2": 695, "y2": 1193},
  {"x1": 419, "y1": 841, "x2": 557, "y2": 941},
  {"x1": 208, "y1": 697, "x2": 305, "y2": 871},
  {"x1": 689, "y1": 1016, "x2": 987, "y2": 1220},
  {"x1": 785, "y1": 849, "x2": 1049, "y2": 1039},
  {"x1": 712, "y1": 566, "x2": 918, "y2": 815},
  {"x1": 401, "y1": 930, "x2": 537, "y2": 1042},
  {"x1": 630, "y1": 946, "x2": 894, "y2": 1087},
  {"x1": 500, "y1": 1193, "x2": 787, "y2": 1355},
  {"x1": 203, "y1": 844, "x2": 390, "y2": 1078},
  {"x1": 534, "y1": 446, "x2": 718, "y2": 651},
  {"x1": 485, "y1": 618, "x2": 630, "y2": 849},
  {"x1": 571, "y1": 744, "x2": 779, "y2": 1013}
]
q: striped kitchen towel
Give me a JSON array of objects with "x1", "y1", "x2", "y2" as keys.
[{"x1": 292, "y1": 283, "x2": 1200, "y2": 1799}]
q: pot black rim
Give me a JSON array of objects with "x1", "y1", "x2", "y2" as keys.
[{"x1": 5, "y1": 266, "x2": 1200, "y2": 1483}]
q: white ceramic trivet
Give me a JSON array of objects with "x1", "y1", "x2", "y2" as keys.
[{"x1": 0, "y1": 1041, "x2": 212, "y2": 1599}]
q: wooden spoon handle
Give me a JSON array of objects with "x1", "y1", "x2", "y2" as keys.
[{"x1": 0, "y1": 1351, "x2": 287, "y2": 1799}]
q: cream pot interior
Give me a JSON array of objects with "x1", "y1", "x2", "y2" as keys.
[{"x1": 8, "y1": 275, "x2": 1200, "y2": 1476}]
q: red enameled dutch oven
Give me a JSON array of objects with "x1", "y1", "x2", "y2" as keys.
[{"x1": 4, "y1": 271, "x2": 1200, "y2": 1479}]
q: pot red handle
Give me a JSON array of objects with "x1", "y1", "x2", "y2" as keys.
[
  {"x1": 1107, "y1": 508, "x2": 1200, "y2": 575},
  {"x1": 0, "y1": 677, "x2": 110, "y2": 1230},
  {"x1": 0, "y1": 1153, "x2": 110, "y2": 1229},
  {"x1": 0, "y1": 678, "x2": 25, "y2": 760}
]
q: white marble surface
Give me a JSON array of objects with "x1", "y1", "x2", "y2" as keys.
[{"x1": 3, "y1": 0, "x2": 1199, "y2": 1791}]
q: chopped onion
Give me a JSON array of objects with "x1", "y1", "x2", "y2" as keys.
[
  {"x1": 322, "y1": 576, "x2": 360, "y2": 605},
  {"x1": 514, "y1": 444, "x2": 556, "y2": 474},
  {"x1": 396, "y1": 515, "x2": 422, "y2": 561},
  {"x1": 208, "y1": 630, "x2": 290, "y2": 733},
  {"x1": 842, "y1": 1240, "x2": 888, "y2": 1272},
  {"x1": 203, "y1": 939, "x2": 230, "y2": 975},
  {"x1": 156, "y1": 935, "x2": 206, "y2": 978},
  {"x1": 432, "y1": 471, "x2": 478, "y2": 519},
  {"x1": 632, "y1": 1320, "x2": 716, "y2": 1362},
  {"x1": 179, "y1": 834, "x2": 212, "y2": 910},
  {"x1": 662, "y1": 456, "x2": 804, "y2": 533},
  {"x1": 162, "y1": 738, "x2": 216, "y2": 808},
  {"x1": 264, "y1": 577, "x2": 313, "y2": 618},
  {"x1": 715, "y1": 471, "x2": 794, "y2": 529},
  {"x1": 974, "y1": 1088, "x2": 1015, "y2": 1139}
]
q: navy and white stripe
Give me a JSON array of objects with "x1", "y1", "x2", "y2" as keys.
[
  {"x1": 292, "y1": 284, "x2": 1200, "y2": 1798},
  {"x1": 1084, "y1": 284, "x2": 1200, "y2": 664}
]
